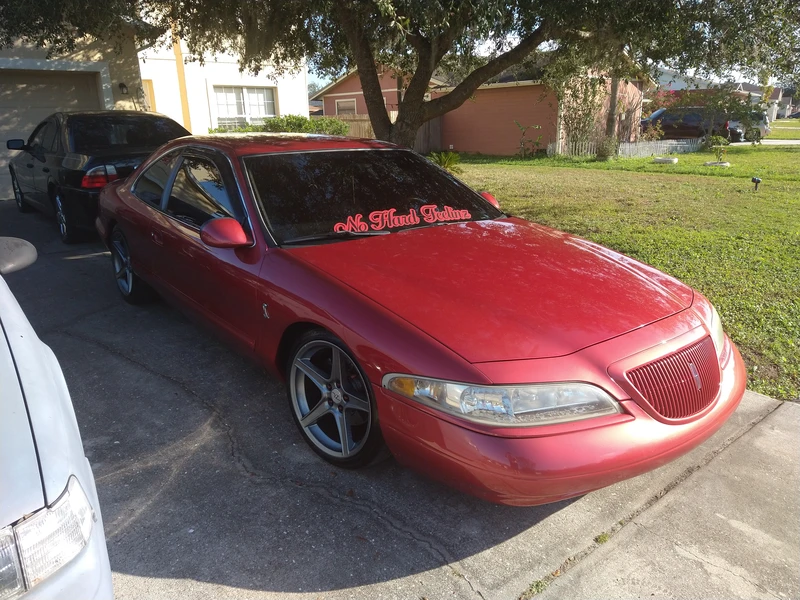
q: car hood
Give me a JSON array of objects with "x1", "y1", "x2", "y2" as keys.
[
  {"x1": 0, "y1": 276, "x2": 88, "y2": 508},
  {"x1": 0, "y1": 281, "x2": 45, "y2": 526},
  {"x1": 287, "y1": 219, "x2": 690, "y2": 363}
]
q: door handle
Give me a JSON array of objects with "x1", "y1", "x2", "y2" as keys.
[
  {"x1": 42, "y1": 167, "x2": 50, "y2": 173},
  {"x1": 151, "y1": 231, "x2": 163, "y2": 246}
]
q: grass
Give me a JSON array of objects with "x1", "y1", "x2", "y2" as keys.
[
  {"x1": 458, "y1": 146, "x2": 800, "y2": 400},
  {"x1": 766, "y1": 127, "x2": 800, "y2": 140},
  {"x1": 462, "y1": 145, "x2": 800, "y2": 181},
  {"x1": 772, "y1": 119, "x2": 799, "y2": 128}
]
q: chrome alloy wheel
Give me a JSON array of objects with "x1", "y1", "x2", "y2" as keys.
[
  {"x1": 54, "y1": 193, "x2": 68, "y2": 238},
  {"x1": 110, "y1": 232, "x2": 134, "y2": 296},
  {"x1": 290, "y1": 340, "x2": 372, "y2": 459}
]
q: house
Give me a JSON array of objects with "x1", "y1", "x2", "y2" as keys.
[
  {"x1": 138, "y1": 39, "x2": 308, "y2": 133},
  {"x1": 654, "y1": 68, "x2": 714, "y2": 91},
  {"x1": 0, "y1": 31, "x2": 143, "y2": 197},
  {"x1": 734, "y1": 83, "x2": 784, "y2": 121},
  {"x1": 311, "y1": 68, "x2": 644, "y2": 155}
]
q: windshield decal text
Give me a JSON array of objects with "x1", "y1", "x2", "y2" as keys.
[{"x1": 334, "y1": 205, "x2": 471, "y2": 233}]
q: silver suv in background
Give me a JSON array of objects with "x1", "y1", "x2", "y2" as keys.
[{"x1": 729, "y1": 111, "x2": 772, "y2": 141}]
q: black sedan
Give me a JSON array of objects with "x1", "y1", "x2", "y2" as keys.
[{"x1": 7, "y1": 111, "x2": 189, "y2": 243}]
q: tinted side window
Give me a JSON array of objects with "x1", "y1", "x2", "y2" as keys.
[
  {"x1": 27, "y1": 123, "x2": 48, "y2": 148},
  {"x1": 166, "y1": 156, "x2": 241, "y2": 227},
  {"x1": 40, "y1": 122, "x2": 58, "y2": 153},
  {"x1": 683, "y1": 112, "x2": 702, "y2": 126},
  {"x1": 132, "y1": 151, "x2": 179, "y2": 207}
]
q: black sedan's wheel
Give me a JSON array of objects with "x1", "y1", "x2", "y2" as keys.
[
  {"x1": 287, "y1": 331, "x2": 386, "y2": 468},
  {"x1": 10, "y1": 171, "x2": 33, "y2": 213},
  {"x1": 53, "y1": 191, "x2": 79, "y2": 244},
  {"x1": 109, "y1": 228, "x2": 154, "y2": 304}
]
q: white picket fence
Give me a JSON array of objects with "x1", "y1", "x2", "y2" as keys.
[{"x1": 547, "y1": 138, "x2": 703, "y2": 158}]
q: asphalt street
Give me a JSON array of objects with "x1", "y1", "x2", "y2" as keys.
[{"x1": 1, "y1": 199, "x2": 797, "y2": 600}]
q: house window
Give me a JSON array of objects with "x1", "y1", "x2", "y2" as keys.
[
  {"x1": 336, "y1": 99, "x2": 356, "y2": 115},
  {"x1": 213, "y1": 86, "x2": 276, "y2": 129}
]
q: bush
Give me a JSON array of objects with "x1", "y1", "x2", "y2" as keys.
[
  {"x1": 208, "y1": 115, "x2": 349, "y2": 136},
  {"x1": 428, "y1": 151, "x2": 463, "y2": 174},
  {"x1": 595, "y1": 136, "x2": 619, "y2": 161}
]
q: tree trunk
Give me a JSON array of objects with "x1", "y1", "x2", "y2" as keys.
[{"x1": 605, "y1": 77, "x2": 620, "y2": 138}]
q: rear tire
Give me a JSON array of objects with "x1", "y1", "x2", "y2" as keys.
[
  {"x1": 109, "y1": 227, "x2": 156, "y2": 304},
  {"x1": 10, "y1": 170, "x2": 33, "y2": 213}
]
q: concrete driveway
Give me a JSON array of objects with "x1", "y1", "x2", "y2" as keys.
[{"x1": 1, "y1": 199, "x2": 797, "y2": 600}]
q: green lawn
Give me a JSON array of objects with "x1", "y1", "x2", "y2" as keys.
[
  {"x1": 458, "y1": 148, "x2": 800, "y2": 400},
  {"x1": 772, "y1": 119, "x2": 798, "y2": 128},
  {"x1": 462, "y1": 145, "x2": 800, "y2": 180},
  {"x1": 766, "y1": 127, "x2": 800, "y2": 140}
]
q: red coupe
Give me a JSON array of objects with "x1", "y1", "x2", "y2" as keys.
[{"x1": 96, "y1": 134, "x2": 746, "y2": 506}]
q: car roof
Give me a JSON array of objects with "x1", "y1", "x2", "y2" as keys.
[
  {"x1": 59, "y1": 110, "x2": 175, "y2": 120},
  {"x1": 165, "y1": 133, "x2": 400, "y2": 156}
]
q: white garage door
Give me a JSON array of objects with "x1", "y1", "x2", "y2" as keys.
[{"x1": 0, "y1": 70, "x2": 102, "y2": 198}]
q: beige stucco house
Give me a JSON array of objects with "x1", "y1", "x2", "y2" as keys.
[{"x1": 0, "y1": 31, "x2": 143, "y2": 197}]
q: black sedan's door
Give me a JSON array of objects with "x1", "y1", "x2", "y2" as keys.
[
  {"x1": 12, "y1": 123, "x2": 47, "y2": 202},
  {"x1": 31, "y1": 119, "x2": 60, "y2": 211}
]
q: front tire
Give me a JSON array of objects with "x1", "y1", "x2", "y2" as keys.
[
  {"x1": 10, "y1": 170, "x2": 33, "y2": 213},
  {"x1": 109, "y1": 227, "x2": 155, "y2": 304},
  {"x1": 287, "y1": 330, "x2": 387, "y2": 468}
]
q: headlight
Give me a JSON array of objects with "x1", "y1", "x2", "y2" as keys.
[
  {"x1": 0, "y1": 477, "x2": 95, "y2": 599},
  {"x1": 384, "y1": 375, "x2": 620, "y2": 426},
  {"x1": 709, "y1": 306, "x2": 726, "y2": 355}
]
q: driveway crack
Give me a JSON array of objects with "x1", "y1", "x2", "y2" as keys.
[{"x1": 633, "y1": 522, "x2": 783, "y2": 600}]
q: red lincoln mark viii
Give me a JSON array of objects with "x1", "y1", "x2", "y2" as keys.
[{"x1": 96, "y1": 134, "x2": 746, "y2": 506}]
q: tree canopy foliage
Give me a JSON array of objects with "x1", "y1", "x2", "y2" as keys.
[{"x1": 3, "y1": 0, "x2": 798, "y2": 146}]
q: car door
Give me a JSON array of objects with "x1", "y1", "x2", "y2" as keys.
[
  {"x1": 32, "y1": 119, "x2": 60, "y2": 211},
  {"x1": 13, "y1": 123, "x2": 48, "y2": 205},
  {"x1": 124, "y1": 150, "x2": 181, "y2": 280},
  {"x1": 159, "y1": 150, "x2": 264, "y2": 354}
]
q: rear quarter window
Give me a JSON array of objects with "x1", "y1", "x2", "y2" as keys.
[{"x1": 132, "y1": 151, "x2": 180, "y2": 207}]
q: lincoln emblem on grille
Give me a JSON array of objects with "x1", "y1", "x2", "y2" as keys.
[{"x1": 688, "y1": 362, "x2": 702, "y2": 391}]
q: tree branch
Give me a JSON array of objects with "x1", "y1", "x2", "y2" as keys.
[{"x1": 422, "y1": 22, "x2": 551, "y2": 121}]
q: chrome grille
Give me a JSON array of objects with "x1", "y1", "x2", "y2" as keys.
[{"x1": 627, "y1": 337, "x2": 720, "y2": 420}]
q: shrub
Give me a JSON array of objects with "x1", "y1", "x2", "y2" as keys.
[
  {"x1": 428, "y1": 151, "x2": 463, "y2": 174},
  {"x1": 209, "y1": 115, "x2": 349, "y2": 136},
  {"x1": 595, "y1": 136, "x2": 619, "y2": 161}
]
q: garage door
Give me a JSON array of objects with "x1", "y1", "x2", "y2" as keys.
[{"x1": 0, "y1": 70, "x2": 102, "y2": 198}]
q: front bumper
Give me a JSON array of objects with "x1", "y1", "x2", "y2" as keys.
[{"x1": 377, "y1": 340, "x2": 746, "y2": 506}]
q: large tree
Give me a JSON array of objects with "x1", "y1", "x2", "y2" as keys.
[{"x1": 2, "y1": 0, "x2": 798, "y2": 146}]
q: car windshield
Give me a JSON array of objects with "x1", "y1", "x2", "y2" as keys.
[
  {"x1": 68, "y1": 115, "x2": 189, "y2": 153},
  {"x1": 244, "y1": 149, "x2": 503, "y2": 244}
]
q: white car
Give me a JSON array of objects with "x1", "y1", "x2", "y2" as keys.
[
  {"x1": 0, "y1": 238, "x2": 112, "y2": 600},
  {"x1": 729, "y1": 111, "x2": 772, "y2": 141}
]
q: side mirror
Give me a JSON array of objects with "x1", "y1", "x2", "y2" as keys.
[
  {"x1": 200, "y1": 218, "x2": 250, "y2": 249},
  {"x1": 480, "y1": 191, "x2": 500, "y2": 209},
  {"x1": 0, "y1": 237, "x2": 38, "y2": 275},
  {"x1": 6, "y1": 139, "x2": 25, "y2": 151}
]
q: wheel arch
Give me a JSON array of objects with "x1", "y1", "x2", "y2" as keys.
[{"x1": 274, "y1": 321, "x2": 330, "y2": 380}]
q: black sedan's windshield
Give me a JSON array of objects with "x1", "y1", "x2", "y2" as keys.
[{"x1": 244, "y1": 149, "x2": 502, "y2": 244}]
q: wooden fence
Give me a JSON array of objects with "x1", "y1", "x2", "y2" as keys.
[
  {"x1": 547, "y1": 138, "x2": 703, "y2": 158},
  {"x1": 312, "y1": 114, "x2": 441, "y2": 153}
]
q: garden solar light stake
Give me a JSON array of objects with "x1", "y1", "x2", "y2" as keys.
[{"x1": 752, "y1": 177, "x2": 762, "y2": 191}]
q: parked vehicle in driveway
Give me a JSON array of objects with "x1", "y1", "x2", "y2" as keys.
[
  {"x1": 641, "y1": 107, "x2": 730, "y2": 140},
  {"x1": 96, "y1": 133, "x2": 746, "y2": 506},
  {"x1": 6, "y1": 111, "x2": 189, "y2": 243},
  {"x1": 0, "y1": 238, "x2": 112, "y2": 599},
  {"x1": 728, "y1": 111, "x2": 772, "y2": 142}
]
